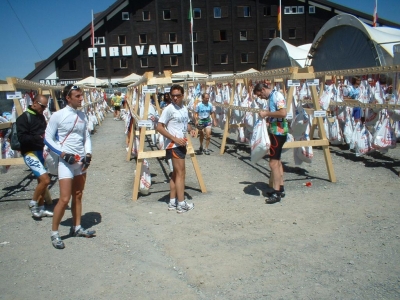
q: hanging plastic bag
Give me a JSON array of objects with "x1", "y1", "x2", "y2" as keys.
[
  {"x1": 372, "y1": 114, "x2": 396, "y2": 150},
  {"x1": 43, "y1": 146, "x2": 59, "y2": 175},
  {"x1": 139, "y1": 159, "x2": 151, "y2": 195},
  {"x1": 354, "y1": 124, "x2": 373, "y2": 156},
  {"x1": 250, "y1": 118, "x2": 270, "y2": 163},
  {"x1": 328, "y1": 117, "x2": 342, "y2": 145}
]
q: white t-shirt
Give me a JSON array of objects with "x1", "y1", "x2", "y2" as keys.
[{"x1": 158, "y1": 103, "x2": 188, "y2": 149}]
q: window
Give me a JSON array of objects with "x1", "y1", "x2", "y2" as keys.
[
  {"x1": 170, "y1": 56, "x2": 178, "y2": 66},
  {"x1": 263, "y1": 6, "x2": 271, "y2": 16},
  {"x1": 143, "y1": 11, "x2": 150, "y2": 21},
  {"x1": 298, "y1": 6, "x2": 304, "y2": 14},
  {"x1": 163, "y1": 10, "x2": 171, "y2": 20},
  {"x1": 214, "y1": 7, "x2": 221, "y2": 18},
  {"x1": 193, "y1": 8, "x2": 201, "y2": 19},
  {"x1": 289, "y1": 28, "x2": 296, "y2": 39},
  {"x1": 243, "y1": 6, "x2": 251, "y2": 17},
  {"x1": 220, "y1": 30, "x2": 227, "y2": 41},
  {"x1": 169, "y1": 33, "x2": 177, "y2": 43},
  {"x1": 291, "y1": 6, "x2": 297, "y2": 14},
  {"x1": 309, "y1": 6, "x2": 315, "y2": 14},
  {"x1": 140, "y1": 57, "x2": 148, "y2": 68},
  {"x1": 94, "y1": 37, "x2": 105, "y2": 45},
  {"x1": 139, "y1": 34, "x2": 147, "y2": 44},
  {"x1": 69, "y1": 60, "x2": 77, "y2": 71},
  {"x1": 284, "y1": 7, "x2": 291, "y2": 14},
  {"x1": 190, "y1": 32, "x2": 198, "y2": 42},
  {"x1": 122, "y1": 12, "x2": 129, "y2": 20},
  {"x1": 118, "y1": 35, "x2": 126, "y2": 45},
  {"x1": 240, "y1": 30, "x2": 247, "y2": 41},
  {"x1": 120, "y1": 58, "x2": 128, "y2": 68},
  {"x1": 221, "y1": 54, "x2": 228, "y2": 64},
  {"x1": 241, "y1": 53, "x2": 248, "y2": 63},
  {"x1": 269, "y1": 29, "x2": 276, "y2": 39}
]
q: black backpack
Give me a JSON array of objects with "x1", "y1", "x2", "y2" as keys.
[{"x1": 10, "y1": 112, "x2": 31, "y2": 151}]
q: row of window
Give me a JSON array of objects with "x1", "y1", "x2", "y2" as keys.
[
  {"x1": 69, "y1": 52, "x2": 254, "y2": 71},
  {"x1": 120, "y1": 5, "x2": 315, "y2": 21},
  {"x1": 93, "y1": 27, "x2": 295, "y2": 47}
]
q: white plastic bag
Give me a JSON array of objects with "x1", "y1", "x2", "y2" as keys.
[
  {"x1": 43, "y1": 146, "x2": 59, "y2": 175},
  {"x1": 250, "y1": 118, "x2": 270, "y2": 163},
  {"x1": 372, "y1": 114, "x2": 396, "y2": 150},
  {"x1": 139, "y1": 159, "x2": 151, "y2": 195},
  {"x1": 328, "y1": 117, "x2": 342, "y2": 145},
  {"x1": 354, "y1": 124, "x2": 373, "y2": 156}
]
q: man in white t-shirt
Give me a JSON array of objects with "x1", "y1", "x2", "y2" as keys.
[{"x1": 157, "y1": 84, "x2": 197, "y2": 214}]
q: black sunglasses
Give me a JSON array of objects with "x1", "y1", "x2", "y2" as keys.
[
  {"x1": 67, "y1": 85, "x2": 80, "y2": 96},
  {"x1": 36, "y1": 101, "x2": 47, "y2": 108}
]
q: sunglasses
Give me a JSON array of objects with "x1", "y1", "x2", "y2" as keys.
[
  {"x1": 36, "y1": 101, "x2": 47, "y2": 108},
  {"x1": 67, "y1": 85, "x2": 80, "y2": 96}
]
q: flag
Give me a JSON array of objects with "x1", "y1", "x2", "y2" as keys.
[
  {"x1": 277, "y1": 5, "x2": 281, "y2": 32},
  {"x1": 189, "y1": 2, "x2": 193, "y2": 35},
  {"x1": 91, "y1": 11, "x2": 95, "y2": 47},
  {"x1": 373, "y1": 0, "x2": 378, "y2": 27}
]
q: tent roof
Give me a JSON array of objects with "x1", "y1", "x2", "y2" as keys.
[
  {"x1": 75, "y1": 76, "x2": 108, "y2": 86},
  {"x1": 261, "y1": 38, "x2": 310, "y2": 70},
  {"x1": 147, "y1": 76, "x2": 172, "y2": 85},
  {"x1": 172, "y1": 71, "x2": 208, "y2": 81},
  {"x1": 239, "y1": 68, "x2": 259, "y2": 74},
  {"x1": 118, "y1": 73, "x2": 143, "y2": 84},
  {"x1": 310, "y1": 14, "x2": 400, "y2": 71}
]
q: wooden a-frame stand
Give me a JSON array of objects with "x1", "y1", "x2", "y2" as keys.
[
  {"x1": 127, "y1": 83, "x2": 207, "y2": 201},
  {"x1": 216, "y1": 67, "x2": 336, "y2": 184}
]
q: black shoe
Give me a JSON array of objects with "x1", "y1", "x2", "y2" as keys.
[
  {"x1": 265, "y1": 193, "x2": 281, "y2": 204},
  {"x1": 280, "y1": 191, "x2": 285, "y2": 198}
]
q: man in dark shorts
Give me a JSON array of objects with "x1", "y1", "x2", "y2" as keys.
[
  {"x1": 253, "y1": 83, "x2": 288, "y2": 204},
  {"x1": 156, "y1": 85, "x2": 197, "y2": 213}
]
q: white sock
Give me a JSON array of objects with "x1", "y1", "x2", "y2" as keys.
[
  {"x1": 51, "y1": 231, "x2": 59, "y2": 237},
  {"x1": 29, "y1": 200, "x2": 37, "y2": 207},
  {"x1": 74, "y1": 225, "x2": 82, "y2": 232},
  {"x1": 169, "y1": 198, "x2": 176, "y2": 204},
  {"x1": 177, "y1": 200, "x2": 185, "y2": 206}
]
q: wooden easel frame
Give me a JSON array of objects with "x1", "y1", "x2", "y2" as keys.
[{"x1": 126, "y1": 73, "x2": 207, "y2": 200}]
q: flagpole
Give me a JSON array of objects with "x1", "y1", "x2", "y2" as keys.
[
  {"x1": 279, "y1": 0, "x2": 282, "y2": 39},
  {"x1": 92, "y1": 10, "x2": 97, "y2": 88},
  {"x1": 190, "y1": 0, "x2": 194, "y2": 81}
]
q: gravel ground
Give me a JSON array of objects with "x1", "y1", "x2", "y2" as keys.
[{"x1": 1, "y1": 113, "x2": 400, "y2": 300}]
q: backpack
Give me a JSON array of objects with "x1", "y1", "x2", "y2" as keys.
[{"x1": 10, "y1": 112, "x2": 31, "y2": 151}]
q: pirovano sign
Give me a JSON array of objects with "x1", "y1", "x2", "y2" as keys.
[{"x1": 88, "y1": 44, "x2": 183, "y2": 57}]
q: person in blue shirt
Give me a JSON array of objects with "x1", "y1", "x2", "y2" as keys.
[
  {"x1": 194, "y1": 93, "x2": 217, "y2": 155},
  {"x1": 347, "y1": 76, "x2": 362, "y2": 122}
]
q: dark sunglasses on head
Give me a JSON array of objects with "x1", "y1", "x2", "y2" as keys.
[
  {"x1": 67, "y1": 85, "x2": 80, "y2": 96},
  {"x1": 36, "y1": 101, "x2": 47, "y2": 108}
]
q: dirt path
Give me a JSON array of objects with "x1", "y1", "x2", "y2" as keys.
[{"x1": 1, "y1": 113, "x2": 399, "y2": 299}]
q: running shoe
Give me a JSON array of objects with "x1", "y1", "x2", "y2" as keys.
[
  {"x1": 204, "y1": 149, "x2": 210, "y2": 155},
  {"x1": 28, "y1": 202, "x2": 41, "y2": 218},
  {"x1": 69, "y1": 227, "x2": 96, "y2": 238},
  {"x1": 176, "y1": 201, "x2": 194, "y2": 214},
  {"x1": 51, "y1": 233, "x2": 65, "y2": 249},
  {"x1": 265, "y1": 193, "x2": 281, "y2": 204},
  {"x1": 168, "y1": 202, "x2": 177, "y2": 211},
  {"x1": 38, "y1": 210, "x2": 54, "y2": 217}
]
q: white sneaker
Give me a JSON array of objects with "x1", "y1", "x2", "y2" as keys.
[
  {"x1": 29, "y1": 202, "x2": 41, "y2": 218},
  {"x1": 176, "y1": 201, "x2": 194, "y2": 214},
  {"x1": 168, "y1": 202, "x2": 177, "y2": 211},
  {"x1": 38, "y1": 210, "x2": 53, "y2": 217}
]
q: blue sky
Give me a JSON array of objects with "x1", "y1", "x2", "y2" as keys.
[{"x1": 0, "y1": 0, "x2": 398, "y2": 80}]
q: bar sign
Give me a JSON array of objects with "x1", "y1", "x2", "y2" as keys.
[
  {"x1": 287, "y1": 80, "x2": 300, "y2": 87},
  {"x1": 314, "y1": 110, "x2": 327, "y2": 117}
]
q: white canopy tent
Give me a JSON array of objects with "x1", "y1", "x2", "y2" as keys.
[
  {"x1": 172, "y1": 71, "x2": 208, "y2": 82},
  {"x1": 309, "y1": 14, "x2": 400, "y2": 71},
  {"x1": 260, "y1": 38, "x2": 311, "y2": 70},
  {"x1": 75, "y1": 76, "x2": 108, "y2": 87},
  {"x1": 118, "y1": 73, "x2": 143, "y2": 85}
]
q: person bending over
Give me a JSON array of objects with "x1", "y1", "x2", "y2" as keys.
[{"x1": 253, "y1": 83, "x2": 288, "y2": 204}]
